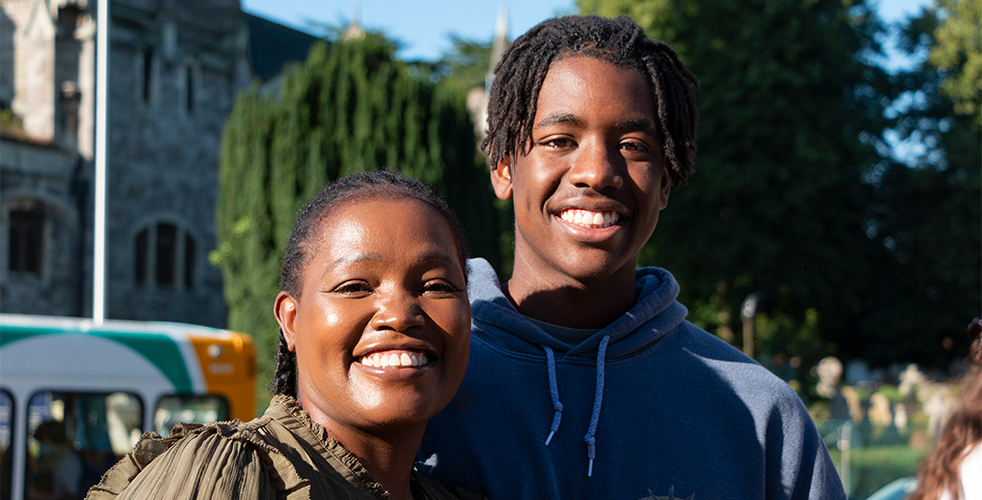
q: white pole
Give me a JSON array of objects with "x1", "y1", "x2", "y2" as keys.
[
  {"x1": 93, "y1": 0, "x2": 109, "y2": 325},
  {"x1": 839, "y1": 420, "x2": 852, "y2": 495}
]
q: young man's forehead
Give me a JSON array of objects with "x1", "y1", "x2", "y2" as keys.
[{"x1": 531, "y1": 57, "x2": 657, "y2": 123}]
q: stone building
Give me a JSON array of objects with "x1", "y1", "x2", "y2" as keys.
[{"x1": 0, "y1": 0, "x2": 317, "y2": 326}]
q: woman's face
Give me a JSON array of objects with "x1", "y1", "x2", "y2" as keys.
[{"x1": 276, "y1": 197, "x2": 470, "y2": 434}]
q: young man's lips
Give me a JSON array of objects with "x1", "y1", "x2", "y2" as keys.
[{"x1": 556, "y1": 208, "x2": 621, "y2": 229}]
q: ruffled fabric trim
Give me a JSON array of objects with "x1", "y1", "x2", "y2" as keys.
[
  {"x1": 268, "y1": 395, "x2": 387, "y2": 498},
  {"x1": 87, "y1": 418, "x2": 307, "y2": 499}
]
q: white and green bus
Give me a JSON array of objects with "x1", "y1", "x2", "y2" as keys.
[{"x1": 0, "y1": 314, "x2": 257, "y2": 500}]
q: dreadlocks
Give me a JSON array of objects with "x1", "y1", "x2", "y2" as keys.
[
  {"x1": 482, "y1": 15, "x2": 699, "y2": 187},
  {"x1": 269, "y1": 170, "x2": 469, "y2": 397}
]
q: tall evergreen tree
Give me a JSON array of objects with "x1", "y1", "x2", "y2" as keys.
[
  {"x1": 577, "y1": 0, "x2": 895, "y2": 372},
  {"x1": 860, "y1": 4, "x2": 981, "y2": 367},
  {"x1": 214, "y1": 34, "x2": 498, "y2": 409}
]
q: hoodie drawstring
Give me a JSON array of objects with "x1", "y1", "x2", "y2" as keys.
[
  {"x1": 541, "y1": 335, "x2": 611, "y2": 477},
  {"x1": 543, "y1": 345, "x2": 563, "y2": 446},
  {"x1": 584, "y1": 335, "x2": 610, "y2": 477}
]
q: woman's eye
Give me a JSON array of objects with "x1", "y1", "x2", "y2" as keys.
[
  {"x1": 333, "y1": 282, "x2": 372, "y2": 295},
  {"x1": 422, "y1": 280, "x2": 459, "y2": 295}
]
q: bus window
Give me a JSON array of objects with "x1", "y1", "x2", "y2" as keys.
[
  {"x1": 1, "y1": 389, "x2": 12, "y2": 500},
  {"x1": 25, "y1": 391, "x2": 142, "y2": 500},
  {"x1": 154, "y1": 395, "x2": 229, "y2": 436}
]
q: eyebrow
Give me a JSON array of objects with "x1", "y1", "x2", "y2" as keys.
[
  {"x1": 534, "y1": 114, "x2": 656, "y2": 133},
  {"x1": 613, "y1": 118, "x2": 656, "y2": 132},
  {"x1": 534, "y1": 113, "x2": 584, "y2": 129},
  {"x1": 320, "y1": 252, "x2": 383, "y2": 280},
  {"x1": 318, "y1": 251, "x2": 462, "y2": 280},
  {"x1": 414, "y1": 251, "x2": 462, "y2": 271}
]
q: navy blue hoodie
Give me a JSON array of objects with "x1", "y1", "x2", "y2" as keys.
[{"x1": 419, "y1": 258, "x2": 845, "y2": 499}]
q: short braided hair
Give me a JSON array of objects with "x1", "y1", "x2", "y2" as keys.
[
  {"x1": 269, "y1": 170, "x2": 469, "y2": 397},
  {"x1": 482, "y1": 15, "x2": 699, "y2": 186}
]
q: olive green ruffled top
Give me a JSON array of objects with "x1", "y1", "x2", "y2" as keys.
[{"x1": 86, "y1": 395, "x2": 480, "y2": 500}]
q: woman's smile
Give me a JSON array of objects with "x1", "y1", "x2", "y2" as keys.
[{"x1": 359, "y1": 350, "x2": 430, "y2": 368}]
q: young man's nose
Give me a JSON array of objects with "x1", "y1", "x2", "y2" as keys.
[
  {"x1": 371, "y1": 292, "x2": 425, "y2": 332},
  {"x1": 567, "y1": 141, "x2": 624, "y2": 191}
]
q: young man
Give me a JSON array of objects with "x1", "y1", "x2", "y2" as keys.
[{"x1": 419, "y1": 15, "x2": 845, "y2": 500}]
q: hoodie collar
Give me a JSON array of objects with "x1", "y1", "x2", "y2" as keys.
[{"x1": 467, "y1": 258, "x2": 688, "y2": 359}]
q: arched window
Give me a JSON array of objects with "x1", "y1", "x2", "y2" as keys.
[
  {"x1": 135, "y1": 222, "x2": 196, "y2": 289},
  {"x1": 8, "y1": 204, "x2": 44, "y2": 275}
]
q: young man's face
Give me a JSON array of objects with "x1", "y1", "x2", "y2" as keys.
[{"x1": 491, "y1": 56, "x2": 671, "y2": 286}]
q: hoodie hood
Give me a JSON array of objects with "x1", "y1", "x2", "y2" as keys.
[{"x1": 467, "y1": 258, "x2": 688, "y2": 359}]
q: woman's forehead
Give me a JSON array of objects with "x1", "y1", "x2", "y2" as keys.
[{"x1": 307, "y1": 197, "x2": 460, "y2": 267}]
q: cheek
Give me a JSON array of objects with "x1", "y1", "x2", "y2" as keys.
[
  {"x1": 516, "y1": 157, "x2": 563, "y2": 199},
  {"x1": 628, "y1": 165, "x2": 658, "y2": 191},
  {"x1": 429, "y1": 300, "x2": 471, "y2": 343},
  {"x1": 296, "y1": 300, "x2": 363, "y2": 352}
]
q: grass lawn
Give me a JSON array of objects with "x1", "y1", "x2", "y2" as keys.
[{"x1": 824, "y1": 430, "x2": 928, "y2": 499}]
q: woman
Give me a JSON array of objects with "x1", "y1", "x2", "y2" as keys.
[
  {"x1": 87, "y1": 171, "x2": 478, "y2": 500},
  {"x1": 909, "y1": 322, "x2": 982, "y2": 500}
]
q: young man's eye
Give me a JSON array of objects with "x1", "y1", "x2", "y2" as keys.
[
  {"x1": 541, "y1": 137, "x2": 575, "y2": 149},
  {"x1": 620, "y1": 141, "x2": 653, "y2": 154}
]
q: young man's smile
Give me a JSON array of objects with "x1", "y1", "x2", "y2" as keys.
[{"x1": 557, "y1": 208, "x2": 621, "y2": 229}]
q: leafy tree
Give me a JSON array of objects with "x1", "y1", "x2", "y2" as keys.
[
  {"x1": 859, "y1": 5, "x2": 981, "y2": 368},
  {"x1": 929, "y1": 0, "x2": 981, "y2": 127},
  {"x1": 436, "y1": 36, "x2": 494, "y2": 91},
  {"x1": 214, "y1": 34, "x2": 499, "y2": 410},
  {"x1": 577, "y1": 0, "x2": 895, "y2": 372}
]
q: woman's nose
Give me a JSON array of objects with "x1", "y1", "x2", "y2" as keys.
[{"x1": 370, "y1": 290, "x2": 425, "y2": 332}]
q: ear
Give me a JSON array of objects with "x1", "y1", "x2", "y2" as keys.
[
  {"x1": 659, "y1": 163, "x2": 672, "y2": 210},
  {"x1": 274, "y1": 291, "x2": 299, "y2": 352},
  {"x1": 490, "y1": 156, "x2": 513, "y2": 200}
]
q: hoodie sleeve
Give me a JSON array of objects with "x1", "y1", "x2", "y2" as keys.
[{"x1": 763, "y1": 389, "x2": 847, "y2": 500}]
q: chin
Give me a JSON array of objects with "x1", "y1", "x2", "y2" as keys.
[
  {"x1": 366, "y1": 396, "x2": 444, "y2": 428},
  {"x1": 559, "y1": 256, "x2": 627, "y2": 282},
  {"x1": 362, "y1": 410, "x2": 437, "y2": 434}
]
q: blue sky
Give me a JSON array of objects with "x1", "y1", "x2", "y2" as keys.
[{"x1": 241, "y1": 0, "x2": 935, "y2": 63}]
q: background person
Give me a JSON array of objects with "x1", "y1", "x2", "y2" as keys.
[
  {"x1": 29, "y1": 420, "x2": 83, "y2": 500},
  {"x1": 88, "y1": 171, "x2": 479, "y2": 500},
  {"x1": 909, "y1": 321, "x2": 982, "y2": 500},
  {"x1": 418, "y1": 15, "x2": 844, "y2": 499}
]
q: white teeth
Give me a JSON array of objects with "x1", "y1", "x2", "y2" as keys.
[
  {"x1": 559, "y1": 209, "x2": 619, "y2": 228},
  {"x1": 360, "y1": 351, "x2": 429, "y2": 368}
]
